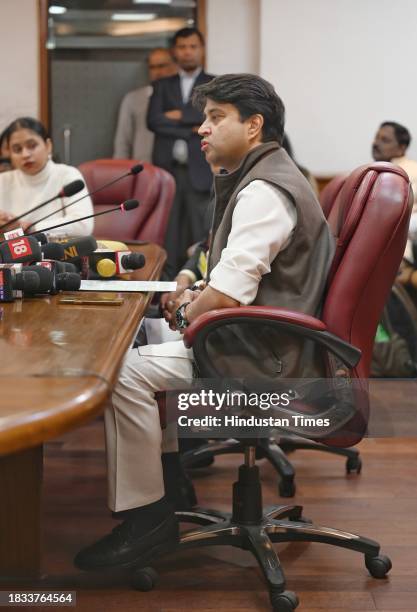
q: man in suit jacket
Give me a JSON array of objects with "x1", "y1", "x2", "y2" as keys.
[{"x1": 147, "y1": 27, "x2": 214, "y2": 278}]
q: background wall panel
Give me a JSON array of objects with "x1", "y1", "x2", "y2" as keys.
[
  {"x1": 0, "y1": 0, "x2": 39, "y2": 131},
  {"x1": 260, "y1": 0, "x2": 417, "y2": 174}
]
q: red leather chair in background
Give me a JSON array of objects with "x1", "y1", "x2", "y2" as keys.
[
  {"x1": 319, "y1": 172, "x2": 347, "y2": 219},
  {"x1": 149, "y1": 163, "x2": 411, "y2": 611},
  {"x1": 78, "y1": 159, "x2": 175, "y2": 246}
]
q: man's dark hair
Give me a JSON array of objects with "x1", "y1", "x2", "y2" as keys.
[
  {"x1": 192, "y1": 73, "x2": 285, "y2": 144},
  {"x1": 171, "y1": 27, "x2": 205, "y2": 47},
  {"x1": 380, "y1": 121, "x2": 411, "y2": 148}
]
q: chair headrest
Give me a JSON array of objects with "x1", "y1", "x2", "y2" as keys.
[{"x1": 326, "y1": 162, "x2": 410, "y2": 285}]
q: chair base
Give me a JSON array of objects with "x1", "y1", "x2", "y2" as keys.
[
  {"x1": 133, "y1": 453, "x2": 390, "y2": 611},
  {"x1": 181, "y1": 437, "x2": 361, "y2": 498},
  {"x1": 177, "y1": 505, "x2": 388, "y2": 611},
  {"x1": 176, "y1": 456, "x2": 389, "y2": 611}
]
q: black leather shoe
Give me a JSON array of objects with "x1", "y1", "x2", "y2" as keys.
[
  {"x1": 74, "y1": 512, "x2": 179, "y2": 571},
  {"x1": 166, "y1": 470, "x2": 197, "y2": 511},
  {"x1": 112, "y1": 473, "x2": 196, "y2": 520}
]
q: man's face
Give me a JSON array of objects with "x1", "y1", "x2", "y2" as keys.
[
  {"x1": 372, "y1": 125, "x2": 406, "y2": 161},
  {"x1": 173, "y1": 33, "x2": 204, "y2": 72},
  {"x1": 198, "y1": 99, "x2": 260, "y2": 172},
  {"x1": 147, "y1": 49, "x2": 176, "y2": 82}
]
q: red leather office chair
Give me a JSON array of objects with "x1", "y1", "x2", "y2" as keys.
[
  {"x1": 78, "y1": 159, "x2": 175, "y2": 246},
  {"x1": 319, "y1": 172, "x2": 347, "y2": 219},
  {"x1": 180, "y1": 171, "x2": 361, "y2": 497},
  {"x1": 141, "y1": 163, "x2": 411, "y2": 611}
]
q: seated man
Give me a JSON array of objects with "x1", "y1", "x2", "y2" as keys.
[
  {"x1": 74, "y1": 73, "x2": 335, "y2": 571},
  {"x1": 372, "y1": 121, "x2": 417, "y2": 262}
]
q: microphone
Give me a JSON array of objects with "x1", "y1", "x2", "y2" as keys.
[
  {"x1": 56, "y1": 272, "x2": 81, "y2": 291},
  {"x1": 60, "y1": 236, "x2": 98, "y2": 261},
  {"x1": 25, "y1": 200, "x2": 139, "y2": 237},
  {"x1": 41, "y1": 242, "x2": 66, "y2": 261},
  {"x1": 90, "y1": 251, "x2": 146, "y2": 278},
  {"x1": 32, "y1": 232, "x2": 48, "y2": 245},
  {"x1": 0, "y1": 179, "x2": 85, "y2": 231},
  {"x1": 22, "y1": 265, "x2": 54, "y2": 294},
  {"x1": 55, "y1": 261, "x2": 78, "y2": 273},
  {"x1": 38, "y1": 238, "x2": 97, "y2": 262},
  {"x1": 0, "y1": 265, "x2": 40, "y2": 301},
  {"x1": 24, "y1": 163, "x2": 144, "y2": 231},
  {"x1": 0, "y1": 236, "x2": 42, "y2": 263},
  {"x1": 120, "y1": 252, "x2": 145, "y2": 270},
  {"x1": 24, "y1": 263, "x2": 81, "y2": 294}
]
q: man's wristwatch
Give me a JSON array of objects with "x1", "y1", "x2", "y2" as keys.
[{"x1": 175, "y1": 302, "x2": 191, "y2": 329}]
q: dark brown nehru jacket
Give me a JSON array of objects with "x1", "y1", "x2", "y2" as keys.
[{"x1": 205, "y1": 141, "x2": 335, "y2": 379}]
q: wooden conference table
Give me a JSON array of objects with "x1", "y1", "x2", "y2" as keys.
[{"x1": 0, "y1": 243, "x2": 166, "y2": 578}]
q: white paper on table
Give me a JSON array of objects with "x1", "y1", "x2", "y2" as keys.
[{"x1": 79, "y1": 280, "x2": 177, "y2": 292}]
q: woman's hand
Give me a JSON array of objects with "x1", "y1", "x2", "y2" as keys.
[{"x1": 0, "y1": 210, "x2": 14, "y2": 225}]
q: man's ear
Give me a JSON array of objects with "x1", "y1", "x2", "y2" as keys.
[
  {"x1": 248, "y1": 114, "x2": 264, "y2": 142},
  {"x1": 400, "y1": 144, "x2": 408, "y2": 156}
]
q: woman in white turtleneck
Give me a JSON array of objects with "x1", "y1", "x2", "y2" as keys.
[{"x1": 0, "y1": 117, "x2": 93, "y2": 236}]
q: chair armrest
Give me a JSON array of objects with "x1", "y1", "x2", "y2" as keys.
[{"x1": 183, "y1": 306, "x2": 361, "y2": 369}]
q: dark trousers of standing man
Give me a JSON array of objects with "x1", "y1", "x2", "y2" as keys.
[{"x1": 163, "y1": 163, "x2": 211, "y2": 280}]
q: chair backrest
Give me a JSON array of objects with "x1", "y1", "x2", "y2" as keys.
[
  {"x1": 322, "y1": 163, "x2": 412, "y2": 381},
  {"x1": 78, "y1": 159, "x2": 175, "y2": 245},
  {"x1": 319, "y1": 173, "x2": 347, "y2": 219},
  {"x1": 305, "y1": 163, "x2": 411, "y2": 446},
  {"x1": 322, "y1": 162, "x2": 412, "y2": 378},
  {"x1": 185, "y1": 163, "x2": 411, "y2": 447}
]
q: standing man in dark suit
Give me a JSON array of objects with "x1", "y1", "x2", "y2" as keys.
[{"x1": 147, "y1": 27, "x2": 214, "y2": 278}]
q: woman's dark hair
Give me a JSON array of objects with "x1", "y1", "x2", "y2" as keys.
[
  {"x1": 6, "y1": 117, "x2": 49, "y2": 144},
  {"x1": 192, "y1": 73, "x2": 285, "y2": 144},
  {"x1": 171, "y1": 27, "x2": 205, "y2": 47},
  {"x1": 380, "y1": 121, "x2": 411, "y2": 148},
  {"x1": 0, "y1": 125, "x2": 10, "y2": 150}
]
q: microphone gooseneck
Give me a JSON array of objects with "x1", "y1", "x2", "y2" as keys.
[
  {"x1": 25, "y1": 200, "x2": 140, "y2": 236},
  {"x1": 0, "y1": 179, "x2": 85, "y2": 232},
  {"x1": 26, "y1": 164, "x2": 144, "y2": 231}
]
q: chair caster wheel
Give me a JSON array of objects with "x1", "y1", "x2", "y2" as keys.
[
  {"x1": 346, "y1": 456, "x2": 362, "y2": 474},
  {"x1": 270, "y1": 589, "x2": 299, "y2": 611},
  {"x1": 131, "y1": 566, "x2": 158, "y2": 591},
  {"x1": 279, "y1": 479, "x2": 296, "y2": 497},
  {"x1": 365, "y1": 554, "x2": 392, "y2": 579}
]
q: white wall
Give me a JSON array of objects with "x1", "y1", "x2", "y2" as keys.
[
  {"x1": 0, "y1": 0, "x2": 39, "y2": 132},
  {"x1": 260, "y1": 0, "x2": 417, "y2": 175},
  {"x1": 3, "y1": 0, "x2": 417, "y2": 176},
  {"x1": 206, "y1": 0, "x2": 260, "y2": 74}
]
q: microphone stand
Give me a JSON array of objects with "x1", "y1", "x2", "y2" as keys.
[
  {"x1": 0, "y1": 192, "x2": 63, "y2": 231},
  {"x1": 25, "y1": 166, "x2": 143, "y2": 232},
  {"x1": 25, "y1": 202, "x2": 138, "y2": 236}
]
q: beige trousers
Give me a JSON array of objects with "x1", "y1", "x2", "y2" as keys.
[{"x1": 105, "y1": 337, "x2": 194, "y2": 512}]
